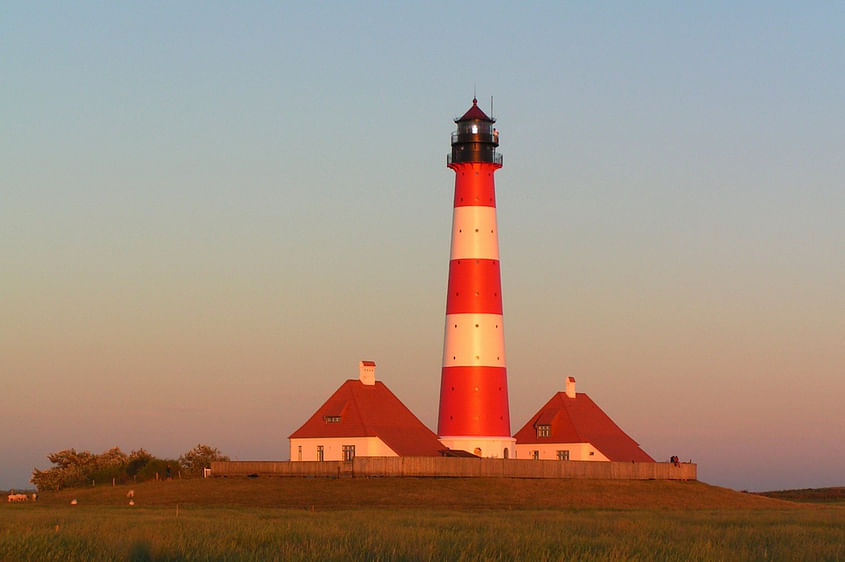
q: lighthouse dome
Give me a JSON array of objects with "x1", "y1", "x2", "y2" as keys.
[{"x1": 455, "y1": 97, "x2": 495, "y2": 123}]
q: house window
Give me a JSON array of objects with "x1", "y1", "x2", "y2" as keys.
[
  {"x1": 342, "y1": 445, "x2": 355, "y2": 461},
  {"x1": 297, "y1": 445, "x2": 302, "y2": 461},
  {"x1": 317, "y1": 446, "x2": 324, "y2": 462},
  {"x1": 557, "y1": 450, "x2": 570, "y2": 461},
  {"x1": 324, "y1": 416, "x2": 341, "y2": 423},
  {"x1": 536, "y1": 424, "x2": 550, "y2": 438},
  {"x1": 532, "y1": 450, "x2": 539, "y2": 460}
]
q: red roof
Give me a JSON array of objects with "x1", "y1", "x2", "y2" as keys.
[
  {"x1": 456, "y1": 98, "x2": 494, "y2": 122},
  {"x1": 513, "y1": 392, "x2": 654, "y2": 462},
  {"x1": 289, "y1": 380, "x2": 444, "y2": 457}
]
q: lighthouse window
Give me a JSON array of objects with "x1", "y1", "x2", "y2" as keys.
[
  {"x1": 471, "y1": 124, "x2": 478, "y2": 134},
  {"x1": 537, "y1": 424, "x2": 551, "y2": 438}
]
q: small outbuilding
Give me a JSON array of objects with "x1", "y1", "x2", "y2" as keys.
[
  {"x1": 289, "y1": 361, "x2": 444, "y2": 461},
  {"x1": 513, "y1": 377, "x2": 654, "y2": 462}
]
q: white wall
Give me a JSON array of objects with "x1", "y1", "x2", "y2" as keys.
[
  {"x1": 289, "y1": 437, "x2": 397, "y2": 461},
  {"x1": 514, "y1": 442, "x2": 609, "y2": 461},
  {"x1": 438, "y1": 436, "x2": 516, "y2": 459}
]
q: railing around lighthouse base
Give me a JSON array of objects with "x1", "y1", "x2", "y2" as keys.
[{"x1": 447, "y1": 152, "x2": 503, "y2": 166}]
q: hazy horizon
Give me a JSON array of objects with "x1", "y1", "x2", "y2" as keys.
[{"x1": 3, "y1": 2, "x2": 843, "y2": 492}]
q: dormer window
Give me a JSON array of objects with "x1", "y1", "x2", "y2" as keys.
[
  {"x1": 323, "y1": 416, "x2": 341, "y2": 423},
  {"x1": 536, "y1": 424, "x2": 550, "y2": 438}
]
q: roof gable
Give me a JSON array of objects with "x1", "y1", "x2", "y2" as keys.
[
  {"x1": 514, "y1": 392, "x2": 654, "y2": 462},
  {"x1": 289, "y1": 380, "x2": 444, "y2": 456}
]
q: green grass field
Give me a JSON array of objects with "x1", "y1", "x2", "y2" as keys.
[{"x1": 3, "y1": 478, "x2": 843, "y2": 561}]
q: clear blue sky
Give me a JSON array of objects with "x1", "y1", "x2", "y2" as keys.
[{"x1": 2, "y1": 2, "x2": 843, "y2": 491}]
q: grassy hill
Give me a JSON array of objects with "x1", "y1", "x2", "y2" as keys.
[
  {"x1": 757, "y1": 486, "x2": 845, "y2": 504},
  {"x1": 5, "y1": 478, "x2": 843, "y2": 560},
  {"x1": 32, "y1": 476, "x2": 799, "y2": 510}
]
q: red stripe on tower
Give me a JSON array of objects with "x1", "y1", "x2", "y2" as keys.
[{"x1": 437, "y1": 98, "x2": 515, "y2": 458}]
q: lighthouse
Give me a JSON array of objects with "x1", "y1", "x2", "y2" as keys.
[{"x1": 437, "y1": 98, "x2": 515, "y2": 458}]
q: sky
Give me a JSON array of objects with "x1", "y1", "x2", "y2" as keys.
[{"x1": 2, "y1": 2, "x2": 843, "y2": 492}]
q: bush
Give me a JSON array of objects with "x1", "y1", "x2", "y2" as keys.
[
  {"x1": 89, "y1": 464, "x2": 130, "y2": 486},
  {"x1": 136, "y1": 459, "x2": 181, "y2": 481}
]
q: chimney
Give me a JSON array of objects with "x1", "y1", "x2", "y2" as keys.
[
  {"x1": 359, "y1": 360, "x2": 376, "y2": 386},
  {"x1": 565, "y1": 376, "x2": 576, "y2": 398}
]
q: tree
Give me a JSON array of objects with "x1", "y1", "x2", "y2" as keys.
[
  {"x1": 30, "y1": 466, "x2": 64, "y2": 492},
  {"x1": 46, "y1": 449, "x2": 95, "y2": 470},
  {"x1": 33, "y1": 448, "x2": 98, "y2": 490},
  {"x1": 126, "y1": 448, "x2": 154, "y2": 477},
  {"x1": 87, "y1": 447, "x2": 129, "y2": 485},
  {"x1": 31, "y1": 448, "x2": 119, "y2": 491},
  {"x1": 31, "y1": 446, "x2": 160, "y2": 491},
  {"x1": 179, "y1": 444, "x2": 229, "y2": 476},
  {"x1": 97, "y1": 447, "x2": 128, "y2": 467},
  {"x1": 129, "y1": 448, "x2": 153, "y2": 462}
]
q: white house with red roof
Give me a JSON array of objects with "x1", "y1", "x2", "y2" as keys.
[
  {"x1": 513, "y1": 377, "x2": 654, "y2": 462},
  {"x1": 288, "y1": 361, "x2": 444, "y2": 462}
]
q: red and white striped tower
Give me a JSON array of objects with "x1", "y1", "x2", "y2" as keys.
[{"x1": 437, "y1": 98, "x2": 515, "y2": 458}]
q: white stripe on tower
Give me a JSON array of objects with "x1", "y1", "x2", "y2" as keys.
[
  {"x1": 442, "y1": 313, "x2": 506, "y2": 367},
  {"x1": 450, "y1": 207, "x2": 500, "y2": 260}
]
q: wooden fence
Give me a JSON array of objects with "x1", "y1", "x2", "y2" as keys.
[{"x1": 211, "y1": 457, "x2": 696, "y2": 481}]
